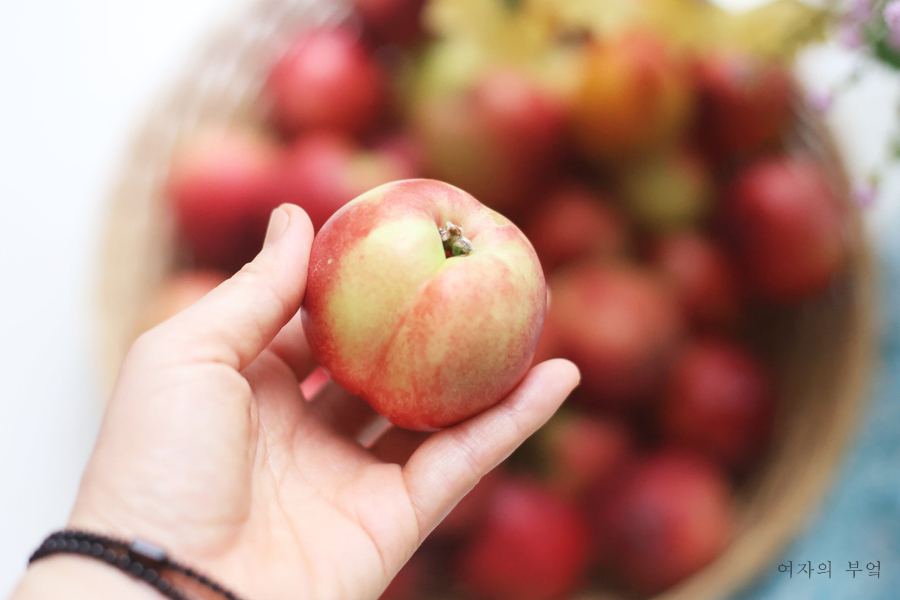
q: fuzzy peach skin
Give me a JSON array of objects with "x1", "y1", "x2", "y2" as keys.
[{"x1": 302, "y1": 179, "x2": 547, "y2": 430}]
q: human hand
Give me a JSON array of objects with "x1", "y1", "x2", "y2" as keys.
[{"x1": 13, "y1": 205, "x2": 580, "y2": 600}]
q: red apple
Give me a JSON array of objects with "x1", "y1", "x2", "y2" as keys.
[
  {"x1": 651, "y1": 233, "x2": 740, "y2": 328},
  {"x1": 524, "y1": 183, "x2": 628, "y2": 273},
  {"x1": 590, "y1": 449, "x2": 734, "y2": 594},
  {"x1": 432, "y1": 467, "x2": 503, "y2": 538},
  {"x1": 538, "y1": 413, "x2": 633, "y2": 499},
  {"x1": 723, "y1": 157, "x2": 846, "y2": 303},
  {"x1": 661, "y1": 339, "x2": 775, "y2": 468},
  {"x1": 414, "y1": 69, "x2": 565, "y2": 213},
  {"x1": 546, "y1": 264, "x2": 684, "y2": 411},
  {"x1": 355, "y1": 0, "x2": 426, "y2": 46},
  {"x1": 302, "y1": 180, "x2": 546, "y2": 430},
  {"x1": 571, "y1": 31, "x2": 693, "y2": 162},
  {"x1": 694, "y1": 54, "x2": 793, "y2": 156},
  {"x1": 458, "y1": 477, "x2": 591, "y2": 600},
  {"x1": 265, "y1": 27, "x2": 386, "y2": 136},
  {"x1": 620, "y1": 151, "x2": 713, "y2": 231},
  {"x1": 272, "y1": 132, "x2": 416, "y2": 231},
  {"x1": 137, "y1": 270, "x2": 228, "y2": 335},
  {"x1": 166, "y1": 128, "x2": 281, "y2": 271}
]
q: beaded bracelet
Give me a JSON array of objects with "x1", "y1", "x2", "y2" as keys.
[{"x1": 29, "y1": 529, "x2": 246, "y2": 600}]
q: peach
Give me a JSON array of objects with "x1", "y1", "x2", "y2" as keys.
[
  {"x1": 166, "y1": 128, "x2": 280, "y2": 271},
  {"x1": 523, "y1": 183, "x2": 628, "y2": 274},
  {"x1": 571, "y1": 31, "x2": 693, "y2": 163},
  {"x1": 651, "y1": 232, "x2": 741, "y2": 328},
  {"x1": 272, "y1": 132, "x2": 416, "y2": 231},
  {"x1": 661, "y1": 339, "x2": 775, "y2": 469},
  {"x1": 723, "y1": 157, "x2": 846, "y2": 303},
  {"x1": 457, "y1": 477, "x2": 591, "y2": 600},
  {"x1": 265, "y1": 27, "x2": 386, "y2": 136},
  {"x1": 302, "y1": 180, "x2": 546, "y2": 430},
  {"x1": 590, "y1": 449, "x2": 734, "y2": 594},
  {"x1": 546, "y1": 264, "x2": 684, "y2": 411}
]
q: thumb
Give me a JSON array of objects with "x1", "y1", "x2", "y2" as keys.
[{"x1": 150, "y1": 203, "x2": 314, "y2": 370}]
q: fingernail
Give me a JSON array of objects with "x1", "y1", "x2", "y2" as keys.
[{"x1": 264, "y1": 207, "x2": 290, "y2": 248}]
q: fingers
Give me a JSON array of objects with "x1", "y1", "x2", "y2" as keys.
[
  {"x1": 401, "y1": 359, "x2": 580, "y2": 540},
  {"x1": 151, "y1": 204, "x2": 314, "y2": 371}
]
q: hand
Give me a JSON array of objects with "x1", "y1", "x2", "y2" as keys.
[{"x1": 13, "y1": 205, "x2": 579, "y2": 600}]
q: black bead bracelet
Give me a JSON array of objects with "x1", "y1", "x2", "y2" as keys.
[{"x1": 29, "y1": 529, "x2": 246, "y2": 600}]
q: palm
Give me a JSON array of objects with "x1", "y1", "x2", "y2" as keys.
[{"x1": 68, "y1": 206, "x2": 578, "y2": 600}]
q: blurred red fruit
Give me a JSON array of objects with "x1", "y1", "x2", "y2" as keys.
[
  {"x1": 355, "y1": 0, "x2": 426, "y2": 46},
  {"x1": 724, "y1": 157, "x2": 846, "y2": 303},
  {"x1": 694, "y1": 54, "x2": 793, "y2": 156},
  {"x1": 524, "y1": 184, "x2": 628, "y2": 273},
  {"x1": 539, "y1": 414, "x2": 633, "y2": 499},
  {"x1": 415, "y1": 69, "x2": 565, "y2": 213},
  {"x1": 591, "y1": 450, "x2": 734, "y2": 595},
  {"x1": 372, "y1": 132, "x2": 426, "y2": 177},
  {"x1": 265, "y1": 28, "x2": 386, "y2": 136},
  {"x1": 167, "y1": 128, "x2": 280, "y2": 271},
  {"x1": 572, "y1": 31, "x2": 693, "y2": 162},
  {"x1": 138, "y1": 270, "x2": 228, "y2": 335},
  {"x1": 547, "y1": 264, "x2": 684, "y2": 410},
  {"x1": 621, "y1": 151, "x2": 712, "y2": 231},
  {"x1": 652, "y1": 233, "x2": 740, "y2": 328},
  {"x1": 662, "y1": 339, "x2": 775, "y2": 468},
  {"x1": 272, "y1": 131, "x2": 415, "y2": 231},
  {"x1": 458, "y1": 477, "x2": 591, "y2": 600},
  {"x1": 380, "y1": 552, "x2": 428, "y2": 600},
  {"x1": 432, "y1": 468, "x2": 503, "y2": 539}
]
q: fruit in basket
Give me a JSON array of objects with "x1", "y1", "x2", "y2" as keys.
[
  {"x1": 356, "y1": 0, "x2": 426, "y2": 46},
  {"x1": 590, "y1": 450, "x2": 734, "y2": 595},
  {"x1": 694, "y1": 53, "x2": 793, "y2": 156},
  {"x1": 523, "y1": 183, "x2": 628, "y2": 274},
  {"x1": 272, "y1": 132, "x2": 416, "y2": 231},
  {"x1": 167, "y1": 128, "x2": 280, "y2": 271},
  {"x1": 651, "y1": 232, "x2": 740, "y2": 328},
  {"x1": 620, "y1": 150, "x2": 713, "y2": 231},
  {"x1": 458, "y1": 477, "x2": 591, "y2": 600},
  {"x1": 545, "y1": 264, "x2": 684, "y2": 411},
  {"x1": 265, "y1": 27, "x2": 386, "y2": 136},
  {"x1": 414, "y1": 69, "x2": 565, "y2": 213},
  {"x1": 538, "y1": 413, "x2": 633, "y2": 499},
  {"x1": 723, "y1": 157, "x2": 846, "y2": 303},
  {"x1": 302, "y1": 179, "x2": 546, "y2": 430},
  {"x1": 571, "y1": 31, "x2": 693, "y2": 162},
  {"x1": 137, "y1": 270, "x2": 228, "y2": 335},
  {"x1": 661, "y1": 339, "x2": 774, "y2": 468}
]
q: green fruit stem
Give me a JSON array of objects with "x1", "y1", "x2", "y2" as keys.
[{"x1": 440, "y1": 221, "x2": 474, "y2": 256}]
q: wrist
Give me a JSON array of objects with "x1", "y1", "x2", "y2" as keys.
[{"x1": 12, "y1": 554, "x2": 163, "y2": 600}]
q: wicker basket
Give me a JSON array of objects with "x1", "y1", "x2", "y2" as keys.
[{"x1": 96, "y1": 0, "x2": 876, "y2": 598}]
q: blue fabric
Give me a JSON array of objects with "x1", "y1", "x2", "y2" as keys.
[{"x1": 734, "y1": 229, "x2": 900, "y2": 599}]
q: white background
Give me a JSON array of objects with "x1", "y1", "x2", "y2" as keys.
[{"x1": 0, "y1": 0, "x2": 898, "y2": 597}]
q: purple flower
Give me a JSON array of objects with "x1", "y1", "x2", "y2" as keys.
[
  {"x1": 807, "y1": 90, "x2": 834, "y2": 113},
  {"x1": 838, "y1": 0, "x2": 873, "y2": 49},
  {"x1": 885, "y1": 0, "x2": 900, "y2": 48},
  {"x1": 853, "y1": 184, "x2": 878, "y2": 208}
]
